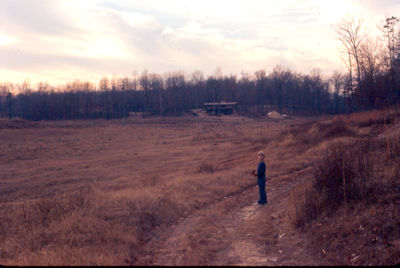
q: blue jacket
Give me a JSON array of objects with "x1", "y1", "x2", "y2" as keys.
[{"x1": 257, "y1": 161, "x2": 266, "y2": 179}]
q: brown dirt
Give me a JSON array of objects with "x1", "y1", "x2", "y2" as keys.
[{"x1": 136, "y1": 167, "x2": 328, "y2": 266}]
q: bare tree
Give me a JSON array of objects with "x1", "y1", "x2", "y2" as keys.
[
  {"x1": 335, "y1": 16, "x2": 364, "y2": 110},
  {"x1": 99, "y1": 77, "x2": 110, "y2": 118},
  {"x1": 383, "y1": 16, "x2": 400, "y2": 111},
  {"x1": 191, "y1": 70, "x2": 204, "y2": 109},
  {"x1": 139, "y1": 70, "x2": 150, "y2": 115},
  {"x1": 359, "y1": 38, "x2": 385, "y2": 108},
  {"x1": 149, "y1": 73, "x2": 164, "y2": 116},
  {"x1": 255, "y1": 69, "x2": 267, "y2": 113},
  {"x1": 271, "y1": 65, "x2": 291, "y2": 114},
  {"x1": 331, "y1": 71, "x2": 345, "y2": 113},
  {"x1": 0, "y1": 83, "x2": 14, "y2": 118}
]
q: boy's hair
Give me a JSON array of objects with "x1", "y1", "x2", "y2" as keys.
[{"x1": 258, "y1": 151, "x2": 265, "y2": 157}]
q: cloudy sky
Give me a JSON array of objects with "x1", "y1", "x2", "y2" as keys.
[{"x1": 0, "y1": 0, "x2": 399, "y2": 86}]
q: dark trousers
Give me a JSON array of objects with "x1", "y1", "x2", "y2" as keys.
[{"x1": 257, "y1": 177, "x2": 267, "y2": 204}]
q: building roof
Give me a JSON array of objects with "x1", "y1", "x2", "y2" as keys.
[{"x1": 204, "y1": 102, "x2": 238, "y2": 106}]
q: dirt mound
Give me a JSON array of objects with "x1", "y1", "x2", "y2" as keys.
[
  {"x1": 0, "y1": 118, "x2": 41, "y2": 129},
  {"x1": 268, "y1": 111, "x2": 285, "y2": 120}
]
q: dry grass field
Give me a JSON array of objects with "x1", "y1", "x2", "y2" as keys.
[
  {"x1": 0, "y1": 110, "x2": 399, "y2": 265},
  {"x1": 0, "y1": 115, "x2": 304, "y2": 265}
]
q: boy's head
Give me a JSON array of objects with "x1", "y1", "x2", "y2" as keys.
[{"x1": 257, "y1": 151, "x2": 265, "y2": 161}]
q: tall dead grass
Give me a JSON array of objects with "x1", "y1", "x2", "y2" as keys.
[
  {"x1": 281, "y1": 117, "x2": 356, "y2": 149},
  {"x1": 288, "y1": 109, "x2": 400, "y2": 265},
  {"x1": 0, "y1": 187, "x2": 191, "y2": 265},
  {"x1": 0, "y1": 189, "x2": 132, "y2": 265},
  {"x1": 291, "y1": 139, "x2": 376, "y2": 228},
  {"x1": 0, "y1": 116, "x2": 277, "y2": 265}
]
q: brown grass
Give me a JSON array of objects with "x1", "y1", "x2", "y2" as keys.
[
  {"x1": 0, "y1": 115, "x2": 301, "y2": 265},
  {"x1": 196, "y1": 162, "x2": 216, "y2": 173},
  {"x1": 1, "y1": 109, "x2": 399, "y2": 265},
  {"x1": 0, "y1": 118, "x2": 42, "y2": 129},
  {"x1": 287, "y1": 108, "x2": 400, "y2": 265}
]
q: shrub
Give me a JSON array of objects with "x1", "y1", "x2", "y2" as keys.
[
  {"x1": 196, "y1": 162, "x2": 215, "y2": 173},
  {"x1": 353, "y1": 111, "x2": 397, "y2": 128},
  {"x1": 283, "y1": 117, "x2": 356, "y2": 147},
  {"x1": 292, "y1": 139, "x2": 376, "y2": 228},
  {"x1": 314, "y1": 139, "x2": 373, "y2": 209},
  {"x1": 317, "y1": 117, "x2": 355, "y2": 139}
]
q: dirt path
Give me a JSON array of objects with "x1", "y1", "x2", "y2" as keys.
[{"x1": 136, "y1": 170, "x2": 328, "y2": 266}]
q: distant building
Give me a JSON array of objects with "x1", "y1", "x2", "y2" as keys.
[{"x1": 203, "y1": 102, "x2": 238, "y2": 115}]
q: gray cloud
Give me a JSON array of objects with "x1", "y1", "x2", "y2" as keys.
[
  {"x1": 356, "y1": 0, "x2": 400, "y2": 12},
  {"x1": 0, "y1": 44, "x2": 128, "y2": 73},
  {"x1": 2, "y1": 0, "x2": 395, "y2": 84},
  {"x1": 99, "y1": 1, "x2": 189, "y2": 28},
  {"x1": 93, "y1": 8, "x2": 226, "y2": 67},
  {"x1": 0, "y1": 0, "x2": 80, "y2": 36},
  {"x1": 98, "y1": 9, "x2": 167, "y2": 56}
]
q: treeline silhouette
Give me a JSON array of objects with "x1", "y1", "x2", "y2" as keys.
[
  {"x1": 0, "y1": 16, "x2": 399, "y2": 121},
  {"x1": 0, "y1": 66, "x2": 345, "y2": 120},
  {"x1": 0, "y1": 65, "x2": 395, "y2": 121}
]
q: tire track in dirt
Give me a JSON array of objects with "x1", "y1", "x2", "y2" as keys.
[
  {"x1": 211, "y1": 173, "x2": 325, "y2": 266},
  {"x1": 136, "y1": 170, "x2": 328, "y2": 266}
]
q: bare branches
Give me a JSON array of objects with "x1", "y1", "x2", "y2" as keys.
[{"x1": 335, "y1": 16, "x2": 364, "y2": 89}]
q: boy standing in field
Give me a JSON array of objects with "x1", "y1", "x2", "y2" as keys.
[{"x1": 251, "y1": 151, "x2": 267, "y2": 205}]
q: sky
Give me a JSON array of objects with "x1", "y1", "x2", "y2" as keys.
[{"x1": 0, "y1": 0, "x2": 399, "y2": 87}]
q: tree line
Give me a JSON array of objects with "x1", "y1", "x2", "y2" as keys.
[
  {"x1": 0, "y1": 15, "x2": 399, "y2": 121},
  {"x1": 0, "y1": 67, "x2": 343, "y2": 120}
]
